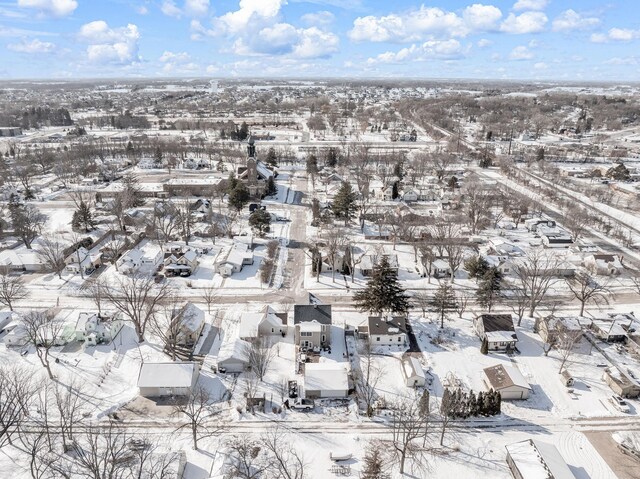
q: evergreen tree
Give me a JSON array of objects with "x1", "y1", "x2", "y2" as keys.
[
  {"x1": 494, "y1": 390, "x2": 502, "y2": 415},
  {"x1": 483, "y1": 389, "x2": 493, "y2": 415},
  {"x1": 353, "y1": 256, "x2": 410, "y2": 315},
  {"x1": 447, "y1": 176, "x2": 459, "y2": 190},
  {"x1": 429, "y1": 282, "x2": 458, "y2": 329},
  {"x1": 264, "y1": 176, "x2": 277, "y2": 197},
  {"x1": 332, "y1": 181, "x2": 357, "y2": 225},
  {"x1": 226, "y1": 172, "x2": 238, "y2": 194},
  {"x1": 228, "y1": 184, "x2": 249, "y2": 212},
  {"x1": 311, "y1": 198, "x2": 321, "y2": 224},
  {"x1": 265, "y1": 147, "x2": 278, "y2": 167},
  {"x1": 391, "y1": 181, "x2": 399, "y2": 200},
  {"x1": 418, "y1": 390, "x2": 430, "y2": 417},
  {"x1": 464, "y1": 255, "x2": 489, "y2": 281},
  {"x1": 248, "y1": 209, "x2": 271, "y2": 236},
  {"x1": 476, "y1": 266, "x2": 503, "y2": 312},
  {"x1": 480, "y1": 337, "x2": 489, "y2": 355},
  {"x1": 325, "y1": 147, "x2": 338, "y2": 168},
  {"x1": 361, "y1": 442, "x2": 388, "y2": 479},
  {"x1": 476, "y1": 391, "x2": 485, "y2": 416},
  {"x1": 468, "y1": 391, "x2": 477, "y2": 417},
  {"x1": 71, "y1": 201, "x2": 96, "y2": 232},
  {"x1": 154, "y1": 146, "x2": 163, "y2": 164},
  {"x1": 238, "y1": 121, "x2": 249, "y2": 141}
]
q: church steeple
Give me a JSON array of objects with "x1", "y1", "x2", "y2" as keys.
[{"x1": 247, "y1": 135, "x2": 256, "y2": 158}]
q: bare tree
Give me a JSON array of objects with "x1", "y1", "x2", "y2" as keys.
[
  {"x1": 507, "y1": 285, "x2": 530, "y2": 327},
  {"x1": 567, "y1": 271, "x2": 611, "y2": 317},
  {"x1": 456, "y1": 290, "x2": 472, "y2": 318},
  {"x1": 388, "y1": 395, "x2": 432, "y2": 475},
  {"x1": 150, "y1": 299, "x2": 186, "y2": 361},
  {"x1": 103, "y1": 274, "x2": 172, "y2": 343},
  {"x1": 512, "y1": 249, "x2": 559, "y2": 318},
  {"x1": 53, "y1": 379, "x2": 88, "y2": 451},
  {"x1": 412, "y1": 291, "x2": 431, "y2": 318},
  {"x1": 22, "y1": 310, "x2": 65, "y2": 380},
  {"x1": 0, "y1": 365, "x2": 36, "y2": 448},
  {"x1": 69, "y1": 421, "x2": 133, "y2": 479},
  {"x1": 36, "y1": 236, "x2": 68, "y2": 279},
  {"x1": 554, "y1": 329, "x2": 584, "y2": 373},
  {"x1": 175, "y1": 199, "x2": 196, "y2": 245},
  {"x1": 322, "y1": 226, "x2": 347, "y2": 283},
  {"x1": 9, "y1": 203, "x2": 46, "y2": 249},
  {"x1": 148, "y1": 201, "x2": 180, "y2": 249},
  {"x1": 173, "y1": 385, "x2": 225, "y2": 450},
  {"x1": 225, "y1": 436, "x2": 270, "y2": 479},
  {"x1": 247, "y1": 338, "x2": 276, "y2": 381},
  {"x1": 85, "y1": 278, "x2": 107, "y2": 315},
  {"x1": 200, "y1": 285, "x2": 218, "y2": 314},
  {"x1": 356, "y1": 339, "x2": 385, "y2": 417},
  {"x1": 0, "y1": 267, "x2": 29, "y2": 311},
  {"x1": 261, "y1": 428, "x2": 307, "y2": 479}
]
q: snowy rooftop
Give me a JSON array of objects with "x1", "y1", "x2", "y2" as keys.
[
  {"x1": 137, "y1": 362, "x2": 197, "y2": 389},
  {"x1": 505, "y1": 439, "x2": 577, "y2": 479},
  {"x1": 304, "y1": 362, "x2": 349, "y2": 392},
  {"x1": 484, "y1": 364, "x2": 530, "y2": 391}
]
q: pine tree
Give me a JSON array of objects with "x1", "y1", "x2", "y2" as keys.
[
  {"x1": 418, "y1": 390, "x2": 430, "y2": 417},
  {"x1": 226, "y1": 172, "x2": 238, "y2": 194},
  {"x1": 429, "y1": 282, "x2": 458, "y2": 329},
  {"x1": 228, "y1": 184, "x2": 249, "y2": 212},
  {"x1": 480, "y1": 336, "x2": 489, "y2": 355},
  {"x1": 71, "y1": 201, "x2": 96, "y2": 232},
  {"x1": 361, "y1": 442, "x2": 388, "y2": 479},
  {"x1": 265, "y1": 176, "x2": 277, "y2": 197},
  {"x1": 353, "y1": 256, "x2": 410, "y2": 315},
  {"x1": 265, "y1": 147, "x2": 278, "y2": 167},
  {"x1": 464, "y1": 255, "x2": 489, "y2": 281},
  {"x1": 325, "y1": 147, "x2": 338, "y2": 167},
  {"x1": 248, "y1": 209, "x2": 271, "y2": 236},
  {"x1": 468, "y1": 391, "x2": 477, "y2": 417},
  {"x1": 476, "y1": 391, "x2": 485, "y2": 416},
  {"x1": 483, "y1": 389, "x2": 493, "y2": 415},
  {"x1": 332, "y1": 181, "x2": 357, "y2": 226},
  {"x1": 476, "y1": 266, "x2": 503, "y2": 312},
  {"x1": 494, "y1": 390, "x2": 502, "y2": 415},
  {"x1": 391, "y1": 181, "x2": 399, "y2": 200}
]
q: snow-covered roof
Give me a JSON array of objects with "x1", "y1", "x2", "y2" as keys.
[
  {"x1": 217, "y1": 338, "x2": 250, "y2": 364},
  {"x1": 299, "y1": 320, "x2": 323, "y2": 333},
  {"x1": 402, "y1": 357, "x2": 425, "y2": 380},
  {"x1": 304, "y1": 362, "x2": 349, "y2": 392},
  {"x1": 180, "y1": 303, "x2": 205, "y2": 333},
  {"x1": 137, "y1": 362, "x2": 198, "y2": 389},
  {"x1": 239, "y1": 312, "x2": 264, "y2": 338},
  {"x1": 484, "y1": 364, "x2": 530, "y2": 391},
  {"x1": 505, "y1": 439, "x2": 577, "y2": 479},
  {"x1": 486, "y1": 331, "x2": 519, "y2": 343}
]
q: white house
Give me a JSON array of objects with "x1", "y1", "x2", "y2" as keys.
[
  {"x1": 505, "y1": 440, "x2": 577, "y2": 479},
  {"x1": 0, "y1": 248, "x2": 45, "y2": 272},
  {"x1": 238, "y1": 306, "x2": 286, "y2": 342},
  {"x1": 172, "y1": 303, "x2": 206, "y2": 347},
  {"x1": 483, "y1": 364, "x2": 531, "y2": 400},
  {"x1": 74, "y1": 312, "x2": 124, "y2": 346},
  {"x1": 118, "y1": 243, "x2": 163, "y2": 274},
  {"x1": 216, "y1": 337, "x2": 250, "y2": 373},
  {"x1": 367, "y1": 316, "x2": 407, "y2": 346},
  {"x1": 3, "y1": 320, "x2": 28, "y2": 347},
  {"x1": 164, "y1": 248, "x2": 199, "y2": 276},
  {"x1": 0, "y1": 311, "x2": 15, "y2": 331},
  {"x1": 432, "y1": 258, "x2": 452, "y2": 279},
  {"x1": 137, "y1": 362, "x2": 200, "y2": 398},
  {"x1": 65, "y1": 247, "x2": 102, "y2": 275},
  {"x1": 583, "y1": 253, "x2": 624, "y2": 276},
  {"x1": 304, "y1": 362, "x2": 349, "y2": 399},
  {"x1": 402, "y1": 189, "x2": 419, "y2": 202},
  {"x1": 216, "y1": 243, "x2": 254, "y2": 277},
  {"x1": 402, "y1": 356, "x2": 426, "y2": 387}
]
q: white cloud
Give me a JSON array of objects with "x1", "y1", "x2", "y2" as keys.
[
  {"x1": 8, "y1": 37, "x2": 56, "y2": 53},
  {"x1": 185, "y1": 0, "x2": 209, "y2": 16},
  {"x1": 552, "y1": 10, "x2": 600, "y2": 32},
  {"x1": 161, "y1": 0, "x2": 182, "y2": 18},
  {"x1": 534, "y1": 61, "x2": 548, "y2": 69},
  {"x1": 136, "y1": 6, "x2": 149, "y2": 15},
  {"x1": 349, "y1": 5, "x2": 504, "y2": 42},
  {"x1": 17, "y1": 0, "x2": 77, "y2": 17},
  {"x1": 477, "y1": 38, "x2": 492, "y2": 48},
  {"x1": 301, "y1": 10, "x2": 334, "y2": 26},
  {"x1": 233, "y1": 23, "x2": 338, "y2": 58},
  {"x1": 500, "y1": 11, "x2": 547, "y2": 34},
  {"x1": 159, "y1": 51, "x2": 190, "y2": 63},
  {"x1": 509, "y1": 45, "x2": 534, "y2": 60},
  {"x1": 590, "y1": 28, "x2": 640, "y2": 43},
  {"x1": 78, "y1": 21, "x2": 141, "y2": 65},
  {"x1": 366, "y1": 39, "x2": 464, "y2": 64},
  {"x1": 292, "y1": 26, "x2": 338, "y2": 58},
  {"x1": 213, "y1": 0, "x2": 286, "y2": 35},
  {"x1": 512, "y1": 0, "x2": 548, "y2": 11}
]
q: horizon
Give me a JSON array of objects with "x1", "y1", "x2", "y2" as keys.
[{"x1": 1, "y1": 0, "x2": 639, "y2": 81}]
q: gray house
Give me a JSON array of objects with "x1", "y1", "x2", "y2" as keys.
[
  {"x1": 137, "y1": 362, "x2": 200, "y2": 398},
  {"x1": 474, "y1": 314, "x2": 518, "y2": 351},
  {"x1": 294, "y1": 304, "x2": 332, "y2": 349}
]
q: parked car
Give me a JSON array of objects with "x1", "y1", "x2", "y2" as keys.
[
  {"x1": 179, "y1": 271, "x2": 191, "y2": 277},
  {"x1": 610, "y1": 395, "x2": 631, "y2": 413},
  {"x1": 291, "y1": 398, "x2": 314, "y2": 411}
]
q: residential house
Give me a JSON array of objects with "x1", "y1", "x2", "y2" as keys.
[
  {"x1": 304, "y1": 362, "x2": 349, "y2": 399},
  {"x1": 590, "y1": 319, "x2": 628, "y2": 342},
  {"x1": 164, "y1": 248, "x2": 199, "y2": 277},
  {"x1": 602, "y1": 367, "x2": 640, "y2": 398},
  {"x1": 524, "y1": 218, "x2": 556, "y2": 232},
  {"x1": 118, "y1": 243, "x2": 163, "y2": 274},
  {"x1": 0, "y1": 311, "x2": 16, "y2": 331},
  {"x1": 432, "y1": 258, "x2": 452, "y2": 279},
  {"x1": 0, "y1": 248, "x2": 45, "y2": 272},
  {"x1": 293, "y1": 304, "x2": 332, "y2": 349},
  {"x1": 65, "y1": 247, "x2": 102, "y2": 275},
  {"x1": 216, "y1": 243, "x2": 254, "y2": 277},
  {"x1": 483, "y1": 364, "x2": 531, "y2": 400},
  {"x1": 505, "y1": 439, "x2": 577, "y2": 479},
  {"x1": 74, "y1": 312, "x2": 124, "y2": 346},
  {"x1": 238, "y1": 306, "x2": 287, "y2": 342},
  {"x1": 172, "y1": 303, "x2": 206, "y2": 347},
  {"x1": 540, "y1": 230, "x2": 574, "y2": 248},
  {"x1": 402, "y1": 189, "x2": 419, "y2": 202},
  {"x1": 584, "y1": 253, "x2": 624, "y2": 276},
  {"x1": 137, "y1": 362, "x2": 200, "y2": 398},
  {"x1": 367, "y1": 315, "x2": 407, "y2": 346},
  {"x1": 216, "y1": 337, "x2": 250, "y2": 373},
  {"x1": 358, "y1": 254, "x2": 399, "y2": 277},
  {"x1": 474, "y1": 314, "x2": 518, "y2": 351},
  {"x1": 3, "y1": 319, "x2": 28, "y2": 347},
  {"x1": 534, "y1": 316, "x2": 582, "y2": 344},
  {"x1": 402, "y1": 356, "x2": 426, "y2": 387}
]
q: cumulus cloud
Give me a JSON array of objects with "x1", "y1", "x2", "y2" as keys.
[
  {"x1": 512, "y1": 0, "x2": 548, "y2": 11},
  {"x1": 233, "y1": 23, "x2": 338, "y2": 58},
  {"x1": 477, "y1": 38, "x2": 492, "y2": 48},
  {"x1": 185, "y1": 0, "x2": 209, "y2": 16},
  {"x1": 349, "y1": 5, "x2": 503, "y2": 42},
  {"x1": 213, "y1": 0, "x2": 286, "y2": 35},
  {"x1": 78, "y1": 21, "x2": 141, "y2": 65},
  {"x1": 509, "y1": 45, "x2": 534, "y2": 60},
  {"x1": 552, "y1": 10, "x2": 600, "y2": 32},
  {"x1": 366, "y1": 39, "x2": 465, "y2": 64},
  {"x1": 8, "y1": 37, "x2": 56, "y2": 53},
  {"x1": 161, "y1": 0, "x2": 182, "y2": 18},
  {"x1": 159, "y1": 51, "x2": 199, "y2": 73},
  {"x1": 301, "y1": 10, "x2": 334, "y2": 26},
  {"x1": 500, "y1": 11, "x2": 547, "y2": 34},
  {"x1": 17, "y1": 0, "x2": 77, "y2": 17},
  {"x1": 591, "y1": 28, "x2": 640, "y2": 43}
]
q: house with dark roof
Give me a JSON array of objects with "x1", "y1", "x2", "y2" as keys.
[
  {"x1": 474, "y1": 314, "x2": 518, "y2": 351},
  {"x1": 368, "y1": 315, "x2": 407, "y2": 346},
  {"x1": 293, "y1": 304, "x2": 332, "y2": 349}
]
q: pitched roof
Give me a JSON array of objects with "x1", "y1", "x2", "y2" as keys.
[
  {"x1": 483, "y1": 364, "x2": 531, "y2": 391},
  {"x1": 137, "y1": 362, "x2": 197, "y2": 389},
  {"x1": 294, "y1": 305, "x2": 332, "y2": 325},
  {"x1": 368, "y1": 316, "x2": 407, "y2": 335},
  {"x1": 505, "y1": 439, "x2": 577, "y2": 479},
  {"x1": 478, "y1": 314, "x2": 515, "y2": 333}
]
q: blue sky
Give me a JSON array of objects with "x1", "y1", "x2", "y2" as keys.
[{"x1": 0, "y1": 0, "x2": 639, "y2": 80}]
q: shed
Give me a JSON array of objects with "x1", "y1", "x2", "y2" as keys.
[
  {"x1": 602, "y1": 367, "x2": 640, "y2": 398},
  {"x1": 402, "y1": 356, "x2": 426, "y2": 387},
  {"x1": 304, "y1": 362, "x2": 349, "y2": 399},
  {"x1": 505, "y1": 439, "x2": 577, "y2": 479},
  {"x1": 137, "y1": 362, "x2": 199, "y2": 398},
  {"x1": 483, "y1": 364, "x2": 531, "y2": 400}
]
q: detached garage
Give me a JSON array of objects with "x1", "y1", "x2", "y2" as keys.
[
  {"x1": 483, "y1": 364, "x2": 531, "y2": 400},
  {"x1": 137, "y1": 361, "x2": 200, "y2": 398},
  {"x1": 304, "y1": 362, "x2": 349, "y2": 399}
]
